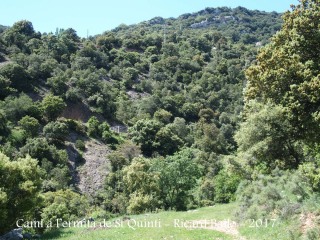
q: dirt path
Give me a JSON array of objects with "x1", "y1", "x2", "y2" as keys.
[{"x1": 188, "y1": 220, "x2": 246, "y2": 240}]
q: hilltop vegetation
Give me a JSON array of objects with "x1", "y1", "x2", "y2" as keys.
[{"x1": 0, "y1": 1, "x2": 320, "y2": 239}]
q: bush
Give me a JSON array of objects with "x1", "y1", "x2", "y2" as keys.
[
  {"x1": 18, "y1": 115, "x2": 40, "y2": 137},
  {"x1": 0, "y1": 152, "x2": 42, "y2": 234},
  {"x1": 87, "y1": 116, "x2": 100, "y2": 137},
  {"x1": 41, "y1": 190, "x2": 89, "y2": 230},
  {"x1": 214, "y1": 170, "x2": 241, "y2": 203},
  {"x1": 75, "y1": 139, "x2": 85, "y2": 151},
  {"x1": 20, "y1": 137, "x2": 68, "y2": 165},
  {"x1": 127, "y1": 192, "x2": 159, "y2": 214},
  {"x1": 43, "y1": 121, "x2": 69, "y2": 142},
  {"x1": 41, "y1": 94, "x2": 66, "y2": 121},
  {"x1": 235, "y1": 169, "x2": 312, "y2": 221},
  {"x1": 0, "y1": 93, "x2": 35, "y2": 121}
]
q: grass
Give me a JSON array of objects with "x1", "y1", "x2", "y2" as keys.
[
  {"x1": 238, "y1": 218, "x2": 301, "y2": 240},
  {"x1": 41, "y1": 203, "x2": 301, "y2": 240}
]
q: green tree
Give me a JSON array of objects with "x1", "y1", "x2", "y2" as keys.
[
  {"x1": 41, "y1": 94, "x2": 66, "y2": 121},
  {"x1": 87, "y1": 116, "x2": 100, "y2": 137},
  {"x1": 0, "y1": 152, "x2": 42, "y2": 234},
  {"x1": 3, "y1": 20, "x2": 36, "y2": 51},
  {"x1": 154, "y1": 126, "x2": 183, "y2": 156},
  {"x1": 0, "y1": 63, "x2": 32, "y2": 91},
  {"x1": 129, "y1": 119, "x2": 162, "y2": 156},
  {"x1": 154, "y1": 148, "x2": 201, "y2": 210},
  {"x1": 43, "y1": 121, "x2": 69, "y2": 142},
  {"x1": 20, "y1": 137, "x2": 68, "y2": 165},
  {"x1": 245, "y1": 0, "x2": 320, "y2": 143},
  {"x1": 154, "y1": 109, "x2": 172, "y2": 124},
  {"x1": 47, "y1": 74, "x2": 68, "y2": 96},
  {"x1": 122, "y1": 157, "x2": 160, "y2": 214},
  {"x1": 0, "y1": 93, "x2": 35, "y2": 121},
  {"x1": 0, "y1": 111, "x2": 10, "y2": 142},
  {"x1": 41, "y1": 189, "x2": 89, "y2": 228},
  {"x1": 0, "y1": 76, "x2": 14, "y2": 99},
  {"x1": 235, "y1": 101, "x2": 303, "y2": 171},
  {"x1": 18, "y1": 115, "x2": 40, "y2": 137}
]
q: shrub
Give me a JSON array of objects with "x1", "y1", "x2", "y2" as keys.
[
  {"x1": 20, "y1": 137, "x2": 68, "y2": 165},
  {"x1": 87, "y1": 116, "x2": 100, "y2": 137},
  {"x1": 214, "y1": 170, "x2": 241, "y2": 203},
  {"x1": 41, "y1": 94, "x2": 66, "y2": 121},
  {"x1": 235, "y1": 169, "x2": 312, "y2": 221},
  {"x1": 41, "y1": 190, "x2": 89, "y2": 230},
  {"x1": 18, "y1": 115, "x2": 40, "y2": 137},
  {"x1": 127, "y1": 192, "x2": 159, "y2": 214},
  {"x1": 75, "y1": 139, "x2": 85, "y2": 151},
  {"x1": 0, "y1": 152, "x2": 42, "y2": 234},
  {"x1": 43, "y1": 121, "x2": 69, "y2": 142}
]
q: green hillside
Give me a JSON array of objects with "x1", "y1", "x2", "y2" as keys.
[{"x1": 0, "y1": 1, "x2": 319, "y2": 239}]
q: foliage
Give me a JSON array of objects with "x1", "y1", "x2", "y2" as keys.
[
  {"x1": 235, "y1": 169, "x2": 313, "y2": 221},
  {"x1": 0, "y1": 152, "x2": 42, "y2": 234},
  {"x1": 41, "y1": 94, "x2": 66, "y2": 121},
  {"x1": 0, "y1": 63, "x2": 32, "y2": 91},
  {"x1": 0, "y1": 4, "x2": 309, "y2": 234},
  {"x1": 87, "y1": 116, "x2": 100, "y2": 137},
  {"x1": 235, "y1": 100, "x2": 304, "y2": 171},
  {"x1": 0, "y1": 93, "x2": 36, "y2": 121},
  {"x1": 213, "y1": 170, "x2": 241, "y2": 203},
  {"x1": 75, "y1": 139, "x2": 85, "y2": 151},
  {"x1": 20, "y1": 137, "x2": 68, "y2": 165},
  {"x1": 43, "y1": 121, "x2": 69, "y2": 142},
  {"x1": 154, "y1": 148, "x2": 201, "y2": 210},
  {"x1": 245, "y1": 0, "x2": 320, "y2": 143},
  {"x1": 18, "y1": 115, "x2": 40, "y2": 137},
  {"x1": 129, "y1": 119, "x2": 162, "y2": 156},
  {"x1": 41, "y1": 189, "x2": 89, "y2": 229},
  {"x1": 123, "y1": 157, "x2": 161, "y2": 214}
]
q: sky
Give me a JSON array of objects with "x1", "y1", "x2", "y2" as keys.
[{"x1": 0, "y1": 0, "x2": 299, "y2": 37}]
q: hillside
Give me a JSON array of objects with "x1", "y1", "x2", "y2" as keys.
[{"x1": 1, "y1": 1, "x2": 320, "y2": 239}]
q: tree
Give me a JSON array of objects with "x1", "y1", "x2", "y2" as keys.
[
  {"x1": 154, "y1": 109, "x2": 172, "y2": 124},
  {"x1": 20, "y1": 137, "x2": 68, "y2": 165},
  {"x1": 0, "y1": 93, "x2": 35, "y2": 121},
  {"x1": 41, "y1": 94, "x2": 66, "y2": 121},
  {"x1": 41, "y1": 189, "x2": 89, "y2": 228},
  {"x1": 245, "y1": 0, "x2": 320, "y2": 143},
  {"x1": 3, "y1": 20, "x2": 36, "y2": 51},
  {"x1": 0, "y1": 76, "x2": 14, "y2": 99},
  {"x1": 154, "y1": 126, "x2": 183, "y2": 156},
  {"x1": 235, "y1": 101, "x2": 303, "y2": 171},
  {"x1": 0, "y1": 152, "x2": 42, "y2": 234},
  {"x1": 122, "y1": 157, "x2": 160, "y2": 214},
  {"x1": 129, "y1": 119, "x2": 162, "y2": 156},
  {"x1": 87, "y1": 116, "x2": 100, "y2": 137},
  {"x1": 47, "y1": 74, "x2": 68, "y2": 96},
  {"x1": 153, "y1": 148, "x2": 201, "y2": 210},
  {"x1": 0, "y1": 63, "x2": 31, "y2": 91},
  {"x1": 0, "y1": 111, "x2": 9, "y2": 142},
  {"x1": 43, "y1": 121, "x2": 69, "y2": 142},
  {"x1": 18, "y1": 115, "x2": 40, "y2": 137}
]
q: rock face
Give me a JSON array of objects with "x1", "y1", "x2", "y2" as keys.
[
  {"x1": 77, "y1": 139, "x2": 110, "y2": 197},
  {"x1": 0, "y1": 228, "x2": 23, "y2": 240}
]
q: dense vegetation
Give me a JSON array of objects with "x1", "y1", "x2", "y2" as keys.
[{"x1": 0, "y1": 0, "x2": 319, "y2": 238}]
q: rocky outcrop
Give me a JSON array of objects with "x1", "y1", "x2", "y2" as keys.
[{"x1": 77, "y1": 139, "x2": 110, "y2": 197}]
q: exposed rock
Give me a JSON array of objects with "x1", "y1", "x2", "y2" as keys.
[
  {"x1": 77, "y1": 138, "x2": 110, "y2": 197},
  {"x1": 0, "y1": 228, "x2": 23, "y2": 240}
]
